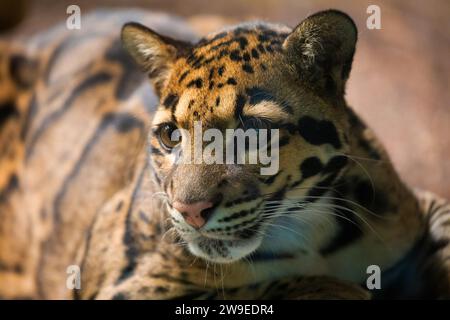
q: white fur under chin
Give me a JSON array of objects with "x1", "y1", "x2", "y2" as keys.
[{"x1": 187, "y1": 236, "x2": 263, "y2": 264}]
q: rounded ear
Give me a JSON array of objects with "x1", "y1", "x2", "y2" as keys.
[
  {"x1": 283, "y1": 10, "x2": 357, "y2": 98},
  {"x1": 121, "y1": 22, "x2": 191, "y2": 95}
]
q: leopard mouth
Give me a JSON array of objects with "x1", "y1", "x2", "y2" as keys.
[
  {"x1": 173, "y1": 219, "x2": 265, "y2": 263},
  {"x1": 169, "y1": 201, "x2": 267, "y2": 262},
  {"x1": 186, "y1": 232, "x2": 264, "y2": 263}
]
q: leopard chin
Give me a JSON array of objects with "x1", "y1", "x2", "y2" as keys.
[{"x1": 186, "y1": 233, "x2": 264, "y2": 263}]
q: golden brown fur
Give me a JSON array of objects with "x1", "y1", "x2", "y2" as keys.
[{"x1": 0, "y1": 9, "x2": 449, "y2": 299}]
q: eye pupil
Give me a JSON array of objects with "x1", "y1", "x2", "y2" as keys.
[{"x1": 158, "y1": 123, "x2": 180, "y2": 150}]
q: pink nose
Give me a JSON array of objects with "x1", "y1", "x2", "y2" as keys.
[{"x1": 173, "y1": 201, "x2": 214, "y2": 229}]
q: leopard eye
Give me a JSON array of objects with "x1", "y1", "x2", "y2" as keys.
[{"x1": 157, "y1": 123, "x2": 180, "y2": 151}]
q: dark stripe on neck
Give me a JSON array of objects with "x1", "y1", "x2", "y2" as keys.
[{"x1": 319, "y1": 188, "x2": 363, "y2": 255}]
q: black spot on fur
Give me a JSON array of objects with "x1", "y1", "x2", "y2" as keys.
[
  {"x1": 263, "y1": 171, "x2": 281, "y2": 185},
  {"x1": 238, "y1": 37, "x2": 248, "y2": 50},
  {"x1": 149, "y1": 145, "x2": 163, "y2": 156},
  {"x1": 354, "y1": 180, "x2": 372, "y2": 206},
  {"x1": 186, "y1": 52, "x2": 198, "y2": 64},
  {"x1": 353, "y1": 179, "x2": 390, "y2": 214},
  {"x1": 298, "y1": 116, "x2": 341, "y2": 149},
  {"x1": 0, "y1": 174, "x2": 19, "y2": 202},
  {"x1": 162, "y1": 94, "x2": 179, "y2": 110},
  {"x1": 0, "y1": 261, "x2": 23, "y2": 274},
  {"x1": 218, "y1": 65, "x2": 225, "y2": 76},
  {"x1": 258, "y1": 34, "x2": 270, "y2": 42},
  {"x1": 236, "y1": 227, "x2": 259, "y2": 240},
  {"x1": 322, "y1": 156, "x2": 348, "y2": 174},
  {"x1": 301, "y1": 157, "x2": 324, "y2": 179},
  {"x1": 358, "y1": 138, "x2": 381, "y2": 160},
  {"x1": 179, "y1": 70, "x2": 189, "y2": 83},
  {"x1": 242, "y1": 64, "x2": 254, "y2": 73},
  {"x1": 203, "y1": 56, "x2": 215, "y2": 65},
  {"x1": 251, "y1": 48, "x2": 260, "y2": 59},
  {"x1": 264, "y1": 185, "x2": 287, "y2": 202},
  {"x1": 218, "y1": 49, "x2": 229, "y2": 58},
  {"x1": 246, "y1": 87, "x2": 276, "y2": 105},
  {"x1": 227, "y1": 77, "x2": 237, "y2": 85},
  {"x1": 230, "y1": 50, "x2": 241, "y2": 61},
  {"x1": 191, "y1": 55, "x2": 204, "y2": 69},
  {"x1": 154, "y1": 286, "x2": 169, "y2": 294},
  {"x1": 187, "y1": 78, "x2": 203, "y2": 89},
  {"x1": 279, "y1": 135, "x2": 290, "y2": 147},
  {"x1": 234, "y1": 94, "x2": 247, "y2": 118},
  {"x1": 9, "y1": 55, "x2": 38, "y2": 89},
  {"x1": 257, "y1": 44, "x2": 266, "y2": 54},
  {"x1": 208, "y1": 68, "x2": 215, "y2": 80},
  {"x1": 0, "y1": 100, "x2": 19, "y2": 128}
]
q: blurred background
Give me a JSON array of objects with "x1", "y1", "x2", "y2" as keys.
[{"x1": 1, "y1": 0, "x2": 449, "y2": 198}]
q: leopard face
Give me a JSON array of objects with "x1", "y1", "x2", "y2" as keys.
[{"x1": 122, "y1": 10, "x2": 357, "y2": 263}]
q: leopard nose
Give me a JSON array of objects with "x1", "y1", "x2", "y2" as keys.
[{"x1": 173, "y1": 201, "x2": 214, "y2": 229}]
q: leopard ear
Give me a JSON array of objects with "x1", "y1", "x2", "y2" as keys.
[
  {"x1": 283, "y1": 10, "x2": 357, "y2": 98},
  {"x1": 121, "y1": 22, "x2": 191, "y2": 95}
]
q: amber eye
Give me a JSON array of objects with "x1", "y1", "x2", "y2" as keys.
[{"x1": 157, "y1": 123, "x2": 180, "y2": 151}]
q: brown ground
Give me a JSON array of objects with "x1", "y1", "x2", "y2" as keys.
[{"x1": 1, "y1": 0, "x2": 449, "y2": 198}]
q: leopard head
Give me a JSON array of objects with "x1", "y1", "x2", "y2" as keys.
[{"x1": 121, "y1": 10, "x2": 357, "y2": 263}]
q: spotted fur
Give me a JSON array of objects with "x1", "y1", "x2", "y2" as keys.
[{"x1": 0, "y1": 9, "x2": 449, "y2": 299}]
